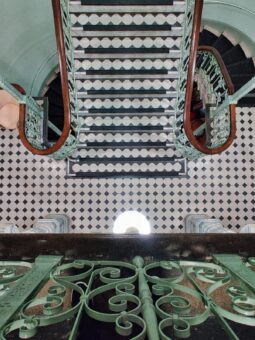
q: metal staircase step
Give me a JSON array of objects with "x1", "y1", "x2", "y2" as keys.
[
  {"x1": 77, "y1": 108, "x2": 175, "y2": 115},
  {"x1": 67, "y1": 0, "x2": 187, "y2": 178},
  {"x1": 77, "y1": 92, "x2": 177, "y2": 99},
  {"x1": 78, "y1": 130, "x2": 174, "y2": 144},
  {"x1": 74, "y1": 51, "x2": 181, "y2": 59},
  {"x1": 79, "y1": 115, "x2": 175, "y2": 128},
  {"x1": 72, "y1": 36, "x2": 182, "y2": 49},
  {"x1": 78, "y1": 141, "x2": 173, "y2": 148},
  {"x1": 71, "y1": 146, "x2": 177, "y2": 159},
  {"x1": 74, "y1": 73, "x2": 179, "y2": 80},
  {"x1": 69, "y1": 5, "x2": 185, "y2": 13},
  {"x1": 74, "y1": 58, "x2": 180, "y2": 71},
  {"x1": 221, "y1": 45, "x2": 246, "y2": 66},
  {"x1": 83, "y1": 126, "x2": 171, "y2": 131},
  {"x1": 71, "y1": 29, "x2": 183, "y2": 37},
  {"x1": 77, "y1": 97, "x2": 177, "y2": 110},
  {"x1": 70, "y1": 0, "x2": 185, "y2": 5},
  {"x1": 68, "y1": 157, "x2": 186, "y2": 177},
  {"x1": 212, "y1": 35, "x2": 233, "y2": 56}
]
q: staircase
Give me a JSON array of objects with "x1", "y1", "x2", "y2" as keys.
[
  {"x1": 199, "y1": 29, "x2": 255, "y2": 106},
  {"x1": 66, "y1": 0, "x2": 189, "y2": 178}
]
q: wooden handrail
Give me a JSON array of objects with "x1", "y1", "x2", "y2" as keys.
[
  {"x1": 19, "y1": 0, "x2": 71, "y2": 155},
  {"x1": 198, "y1": 45, "x2": 235, "y2": 95},
  {"x1": 183, "y1": 0, "x2": 236, "y2": 155}
]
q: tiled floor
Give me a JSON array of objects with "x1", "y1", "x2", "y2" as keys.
[{"x1": 0, "y1": 108, "x2": 254, "y2": 232}]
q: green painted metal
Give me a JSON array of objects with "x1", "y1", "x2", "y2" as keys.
[
  {"x1": 228, "y1": 76, "x2": 255, "y2": 106},
  {"x1": 50, "y1": 0, "x2": 80, "y2": 160},
  {"x1": 0, "y1": 1, "x2": 79, "y2": 160},
  {"x1": 0, "y1": 256, "x2": 62, "y2": 331},
  {"x1": 174, "y1": 46, "x2": 234, "y2": 159},
  {"x1": 194, "y1": 76, "x2": 255, "y2": 142},
  {"x1": 42, "y1": 0, "x2": 80, "y2": 160},
  {"x1": 0, "y1": 76, "x2": 78, "y2": 159},
  {"x1": 195, "y1": 50, "x2": 231, "y2": 149},
  {"x1": 0, "y1": 76, "x2": 43, "y2": 116},
  {"x1": 1, "y1": 0, "x2": 255, "y2": 96},
  {"x1": 133, "y1": 256, "x2": 160, "y2": 340},
  {"x1": 173, "y1": 0, "x2": 203, "y2": 161},
  {"x1": 1, "y1": 255, "x2": 255, "y2": 339},
  {"x1": 214, "y1": 254, "x2": 255, "y2": 294}
]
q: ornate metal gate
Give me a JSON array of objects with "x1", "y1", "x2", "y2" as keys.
[{"x1": 1, "y1": 254, "x2": 255, "y2": 339}]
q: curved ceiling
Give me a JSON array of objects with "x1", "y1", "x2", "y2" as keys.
[
  {"x1": 203, "y1": 0, "x2": 255, "y2": 56},
  {"x1": 0, "y1": 0, "x2": 254, "y2": 96},
  {"x1": 0, "y1": 0, "x2": 57, "y2": 96}
]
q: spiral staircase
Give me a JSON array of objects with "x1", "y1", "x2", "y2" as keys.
[
  {"x1": 199, "y1": 28, "x2": 255, "y2": 107},
  {"x1": 4, "y1": 0, "x2": 255, "y2": 174}
]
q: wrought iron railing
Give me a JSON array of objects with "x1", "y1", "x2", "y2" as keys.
[
  {"x1": 0, "y1": 78, "x2": 67, "y2": 154},
  {"x1": 0, "y1": 0, "x2": 79, "y2": 160},
  {"x1": 174, "y1": 0, "x2": 204, "y2": 160},
  {"x1": 192, "y1": 47, "x2": 237, "y2": 149},
  {"x1": 1, "y1": 254, "x2": 255, "y2": 339},
  {"x1": 173, "y1": 0, "x2": 237, "y2": 160},
  {"x1": 175, "y1": 39, "x2": 255, "y2": 160},
  {"x1": 53, "y1": 0, "x2": 80, "y2": 139}
]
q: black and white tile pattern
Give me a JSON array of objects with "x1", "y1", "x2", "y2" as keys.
[
  {"x1": 68, "y1": 0, "x2": 187, "y2": 178},
  {"x1": 0, "y1": 108, "x2": 254, "y2": 232}
]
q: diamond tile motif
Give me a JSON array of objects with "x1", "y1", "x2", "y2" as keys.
[
  {"x1": 0, "y1": 108, "x2": 254, "y2": 232},
  {"x1": 67, "y1": 0, "x2": 187, "y2": 178}
]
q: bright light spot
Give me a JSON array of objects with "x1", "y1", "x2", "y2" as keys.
[{"x1": 113, "y1": 211, "x2": 151, "y2": 235}]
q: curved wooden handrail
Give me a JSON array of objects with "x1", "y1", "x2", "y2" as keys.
[
  {"x1": 183, "y1": 0, "x2": 236, "y2": 155},
  {"x1": 19, "y1": 0, "x2": 71, "y2": 155},
  {"x1": 198, "y1": 45, "x2": 235, "y2": 95}
]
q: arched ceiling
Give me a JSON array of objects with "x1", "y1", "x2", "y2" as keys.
[
  {"x1": 0, "y1": 0, "x2": 57, "y2": 96},
  {"x1": 203, "y1": 0, "x2": 255, "y2": 56},
  {"x1": 0, "y1": 0, "x2": 254, "y2": 96}
]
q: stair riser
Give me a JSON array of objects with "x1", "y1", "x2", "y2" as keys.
[{"x1": 66, "y1": 0, "x2": 187, "y2": 178}]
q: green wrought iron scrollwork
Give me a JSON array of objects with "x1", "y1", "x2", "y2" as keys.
[{"x1": 1, "y1": 254, "x2": 255, "y2": 339}]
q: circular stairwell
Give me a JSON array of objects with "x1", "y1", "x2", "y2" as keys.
[{"x1": 199, "y1": 28, "x2": 255, "y2": 106}]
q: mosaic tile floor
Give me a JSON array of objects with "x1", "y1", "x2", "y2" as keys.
[{"x1": 0, "y1": 108, "x2": 254, "y2": 232}]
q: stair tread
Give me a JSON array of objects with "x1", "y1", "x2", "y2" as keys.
[
  {"x1": 212, "y1": 35, "x2": 233, "y2": 55},
  {"x1": 77, "y1": 92, "x2": 177, "y2": 98},
  {"x1": 72, "y1": 155, "x2": 178, "y2": 162},
  {"x1": 69, "y1": 4, "x2": 186, "y2": 13},
  {"x1": 221, "y1": 45, "x2": 246, "y2": 66},
  {"x1": 65, "y1": 0, "x2": 188, "y2": 178},
  {"x1": 227, "y1": 59, "x2": 255, "y2": 75},
  {"x1": 67, "y1": 157, "x2": 186, "y2": 177},
  {"x1": 74, "y1": 72, "x2": 179, "y2": 79},
  {"x1": 72, "y1": 29, "x2": 183, "y2": 37},
  {"x1": 71, "y1": 0, "x2": 185, "y2": 5},
  {"x1": 74, "y1": 52, "x2": 181, "y2": 59},
  {"x1": 199, "y1": 29, "x2": 218, "y2": 46}
]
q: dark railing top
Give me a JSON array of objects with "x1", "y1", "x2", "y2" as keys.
[
  {"x1": 18, "y1": 0, "x2": 71, "y2": 156},
  {"x1": 1, "y1": 234, "x2": 255, "y2": 260},
  {"x1": 183, "y1": 0, "x2": 236, "y2": 155}
]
